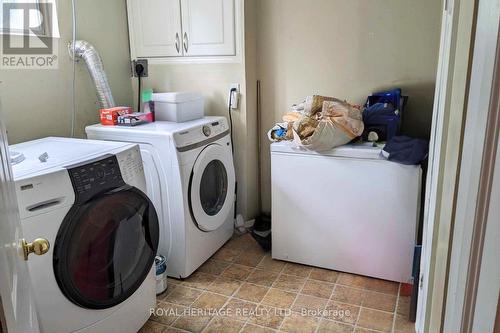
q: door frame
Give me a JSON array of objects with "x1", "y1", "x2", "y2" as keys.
[
  {"x1": 442, "y1": 0, "x2": 500, "y2": 330},
  {"x1": 416, "y1": 0, "x2": 480, "y2": 331}
]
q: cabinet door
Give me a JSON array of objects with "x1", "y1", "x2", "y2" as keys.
[
  {"x1": 180, "y1": 0, "x2": 235, "y2": 56},
  {"x1": 128, "y1": 0, "x2": 183, "y2": 57}
]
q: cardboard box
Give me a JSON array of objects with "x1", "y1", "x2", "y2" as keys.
[{"x1": 99, "y1": 107, "x2": 133, "y2": 126}]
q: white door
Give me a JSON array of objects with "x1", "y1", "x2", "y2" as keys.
[
  {"x1": 0, "y1": 102, "x2": 40, "y2": 332},
  {"x1": 189, "y1": 144, "x2": 235, "y2": 231},
  {"x1": 415, "y1": 0, "x2": 455, "y2": 330},
  {"x1": 180, "y1": 0, "x2": 235, "y2": 56},
  {"x1": 128, "y1": 0, "x2": 183, "y2": 57}
]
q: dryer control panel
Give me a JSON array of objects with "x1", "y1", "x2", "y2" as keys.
[
  {"x1": 67, "y1": 155, "x2": 125, "y2": 204},
  {"x1": 174, "y1": 118, "x2": 229, "y2": 151}
]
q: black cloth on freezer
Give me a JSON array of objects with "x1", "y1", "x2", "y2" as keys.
[{"x1": 383, "y1": 136, "x2": 429, "y2": 165}]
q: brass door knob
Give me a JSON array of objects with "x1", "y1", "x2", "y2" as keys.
[{"x1": 21, "y1": 238, "x2": 50, "y2": 261}]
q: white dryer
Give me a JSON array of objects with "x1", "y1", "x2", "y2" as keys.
[
  {"x1": 86, "y1": 117, "x2": 235, "y2": 278},
  {"x1": 10, "y1": 137, "x2": 159, "y2": 333}
]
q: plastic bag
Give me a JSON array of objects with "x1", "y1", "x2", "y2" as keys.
[{"x1": 292, "y1": 99, "x2": 364, "y2": 151}]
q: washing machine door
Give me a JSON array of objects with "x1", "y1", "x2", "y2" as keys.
[
  {"x1": 53, "y1": 185, "x2": 159, "y2": 309},
  {"x1": 189, "y1": 143, "x2": 235, "y2": 232}
]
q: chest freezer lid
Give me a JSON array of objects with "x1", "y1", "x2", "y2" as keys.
[{"x1": 270, "y1": 141, "x2": 385, "y2": 160}]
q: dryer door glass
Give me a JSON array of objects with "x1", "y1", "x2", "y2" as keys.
[
  {"x1": 189, "y1": 144, "x2": 235, "y2": 232},
  {"x1": 54, "y1": 187, "x2": 159, "y2": 309},
  {"x1": 200, "y1": 160, "x2": 228, "y2": 216}
]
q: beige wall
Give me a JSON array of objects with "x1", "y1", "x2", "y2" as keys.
[
  {"x1": 254, "y1": 0, "x2": 442, "y2": 212},
  {"x1": 0, "y1": 0, "x2": 133, "y2": 143}
]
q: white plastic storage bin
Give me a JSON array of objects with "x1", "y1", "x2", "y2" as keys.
[
  {"x1": 271, "y1": 142, "x2": 421, "y2": 283},
  {"x1": 152, "y1": 92, "x2": 204, "y2": 122}
]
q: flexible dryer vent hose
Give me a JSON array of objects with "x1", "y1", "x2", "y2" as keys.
[{"x1": 68, "y1": 40, "x2": 116, "y2": 109}]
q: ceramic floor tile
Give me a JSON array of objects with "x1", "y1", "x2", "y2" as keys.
[
  {"x1": 167, "y1": 277, "x2": 181, "y2": 286},
  {"x1": 222, "y1": 299, "x2": 258, "y2": 322},
  {"x1": 191, "y1": 292, "x2": 228, "y2": 311},
  {"x1": 138, "y1": 320, "x2": 168, "y2": 333},
  {"x1": 181, "y1": 272, "x2": 217, "y2": 290},
  {"x1": 282, "y1": 262, "x2": 313, "y2": 277},
  {"x1": 157, "y1": 284, "x2": 176, "y2": 300},
  {"x1": 234, "y1": 250, "x2": 266, "y2": 267},
  {"x1": 224, "y1": 234, "x2": 253, "y2": 251},
  {"x1": 357, "y1": 308, "x2": 394, "y2": 333},
  {"x1": 222, "y1": 264, "x2": 254, "y2": 281},
  {"x1": 150, "y1": 302, "x2": 186, "y2": 326},
  {"x1": 246, "y1": 269, "x2": 279, "y2": 287},
  {"x1": 394, "y1": 314, "x2": 416, "y2": 333},
  {"x1": 331, "y1": 285, "x2": 364, "y2": 306},
  {"x1": 206, "y1": 277, "x2": 242, "y2": 296},
  {"x1": 353, "y1": 328, "x2": 380, "y2": 333},
  {"x1": 240, "y1": 323, "x2": 275, "y2": 333},
  {"x1": 362, "y1": 291, "x2": 397, "y2": 312},
  {"x1": 309, "y1": 267, "x2": 340, "y2": 283},
  {"x1": 203, "y1": 317, "x2": 245, "y2": 333},
  {"x1": 245, "y1": 238, "x2": 267, "y2": 253},
  {"x1": 397, "y1": 296, "x2": 411, "y2": 316},
  {"x1": 197, "y1": 259, "x2": 230, "y2": 276},
  {"x1": 280, "y1": 312, "x2": 319, "y2": 333},
  {"x1": 301, "y1": 279, "x2": 335, "y2": 299},
  {"x1": 257, "y1": 255, "x2": 287, "y2": 273},
  {"x1": 212, "y1": 247, "x2": 242, "y2": 263},
  {"x1": 316, "y1": 319, "x2": 355, "y2": 333},
  {"x1": 162, "y1": 286, "x2": 203, "y2": 306},
  {"x1": 336, "y1": 273, "x2": 371, "y2": 289},
  {"x1": 154, "y1": 232, "x2": 413, "y2": 333},
  {"x1": 172, "y1": 314, "x2": 212, "y2": 333},
  {"x1": 272, "y1": 274, "x2": 306, "y2": 292},
  {"x1": 248, "y1": 305, "x2": 285, "y2": 329},
  {"x1": 364, "y1": 278, "x2": 399, "y2": 295},
  {"x1": 235, "y1": 283, "x2": 269, "y2": 303},
  {"x1": 324, "y1": 301, "x2": 360, "y2": 325},
  {"x1": 291, "y1": 294, "x2": 327, "y2": 314},
  {"x1": 162, "y1": 327, "x2": 186, "y2": 333},
  {"x1": 261, "y1": 288, "x2": 297, "y2": 309}
]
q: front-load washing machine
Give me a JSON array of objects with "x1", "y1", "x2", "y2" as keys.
[
  {"x1": 10, "y1": 137, "x2": 159, "y2": 333},
  {"x1": 86, "y1": 116, "x2": 235, "y2": 278}
]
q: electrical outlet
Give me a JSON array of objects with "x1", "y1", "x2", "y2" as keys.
[
  {"x1": 229, "y1": 83, "x2": 240, "y2": 110},
  {"x1": 230, "y1": 83, "x2": 240, "y2": 93},
  {"x1": 132, "y1": 59, "x2": 148, "y2": 77}
]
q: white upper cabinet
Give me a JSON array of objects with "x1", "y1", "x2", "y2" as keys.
[
  {"x1": 128, "y1": 0, "x2": 183, "y2": 57},
  {"x1": 180, "y1": 0, "x2": 235, "y2": 56},
  {"x1": 127, "y1": 0, "x2": 238, "y2": 62}
]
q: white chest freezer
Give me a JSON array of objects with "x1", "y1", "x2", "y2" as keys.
[{"x1": 271, "y1": 142, "x2": 421, "y2": 283}]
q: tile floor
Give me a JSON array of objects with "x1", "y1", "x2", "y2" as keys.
[{"x1": 140, "y1": 233, "x2": 415, "y2": 333}]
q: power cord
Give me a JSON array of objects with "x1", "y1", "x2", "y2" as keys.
[
  {"x1": 228, "y1": 87, "x2": 237, "y2": 219},
  {"x1": 135, "y1": 63, "x2": 145, "y2": 112},
  {"x1": 228, "y1": 87, "x2": 237, "y2": 156}
]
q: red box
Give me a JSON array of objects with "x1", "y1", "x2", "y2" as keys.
[{"x1": 99, "y1": 107, "x2": 133, "y2": 126}]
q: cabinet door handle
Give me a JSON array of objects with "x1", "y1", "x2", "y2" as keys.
[
  {"x1": 175, "y1": 33, "x2": 180, "y2": 53},
  {"x1": 183, "y1": 32, "x2": 189, "y2": 53}
]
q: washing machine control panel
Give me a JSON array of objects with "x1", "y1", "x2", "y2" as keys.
[
  {"x1": 174, "y1": 119, "x2": 229, "y2": 149},
  {"x1": 67, "y1": 155, "x2": 125, "y2": 204}
]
